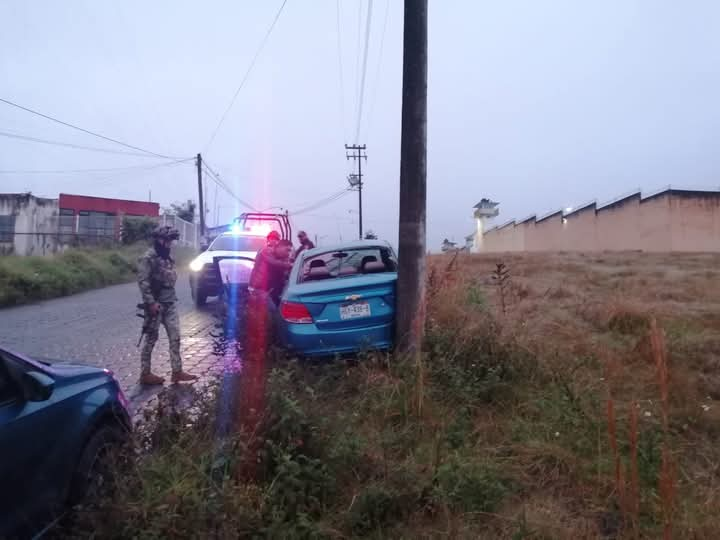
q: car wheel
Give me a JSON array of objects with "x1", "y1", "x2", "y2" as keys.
[
  {"x1": 190, "y1": 278, "x2": 207, "y2": 307},
  {"x1": 194, "y1": 289, "x2": 208, "y2": 307},
  {"x1": 68, "y1": 424, "x2": 127, "y2": 507}
]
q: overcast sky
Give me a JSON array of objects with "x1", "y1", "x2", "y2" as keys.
[{"x1": 2, "y1": 1, "x2": 720, "y2": 249}]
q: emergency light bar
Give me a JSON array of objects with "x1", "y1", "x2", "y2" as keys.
[
  {"x1": 231, "y1": 212, "x2": 292, "y2": 241},
  {"x1": 228, "y1": 222, "x2": 272, "y2": 236}
]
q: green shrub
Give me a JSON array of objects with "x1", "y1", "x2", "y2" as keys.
[
  {"x1": 445, "y1": 406, "x2": 475, "y2": 449},
  {"x1": 466, "y1": 283, "x2": 487, "y2": 308},
  {"x1": 326, "y1": 428, "x2": 373, "y2": 481},
  {"x1": 347, "y1": 484, "x2": 407, "y2": 535},
  {"x1": 510, "y1": 377, "x2": 600, "y2": 461},
  {"x1": 0, "y1": 246, "x2": 144, "y2": 307},
  {"x1": 263, "y1": 449, "x2": 333, "y2": 530},
  {"x1": 121, "y1": 216, "x2": 157, "y2": 245},
  {"x1": 433, "y1": 457, "x2": 511, "y2": 513}
]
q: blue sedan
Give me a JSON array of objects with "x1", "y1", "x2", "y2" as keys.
[
  {"x1": 276, "y1": 240, "x2": 397, "y2": 356},
  {"x1": 0, "y1": 347, "x2": 131, "y2": 538}
]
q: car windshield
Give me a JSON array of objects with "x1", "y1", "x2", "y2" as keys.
[
  {"x1": 209, "y1": 235, "x2": 265, "y2": 253},
  {"x1": 298, "y1": 246, "x2": 397, "y2": 283}
]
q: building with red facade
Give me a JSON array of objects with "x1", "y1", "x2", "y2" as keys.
[
  {"x1": 58, "y1": 193, "x2": 159, "y2": 238},
  {"x1": 1, "y1": 192, "x2": 162, "y2": 255}
]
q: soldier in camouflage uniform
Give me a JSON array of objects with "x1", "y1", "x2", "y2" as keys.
[{"x1": 137, "y1": 225, "x2": 198, "y2": 385}]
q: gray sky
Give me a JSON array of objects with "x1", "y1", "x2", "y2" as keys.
[{"x1": 2, "y1": 1, "x2": 720, "y2": 249}]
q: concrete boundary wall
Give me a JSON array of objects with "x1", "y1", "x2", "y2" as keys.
[{"x1": 481, "y1": 189, "x2": 720, "y2": 252}]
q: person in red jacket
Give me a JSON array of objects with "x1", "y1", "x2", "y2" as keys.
[
  {"x1": 266, "y1": 230, "x2": 280, "y2": 248},
  {"x1": 249, "y1": 239, "x2": 293, "y2": 306},
  {"x1": 246, "y1": 239, "x2": 293, "y2": 355}
]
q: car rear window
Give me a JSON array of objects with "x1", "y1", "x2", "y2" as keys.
[
  {"x1": 299, "y1": 247, "x2": 397, "y2": 283},
  {"x1": 209, "y1": 235, "x2": 265, "y2": 252}
]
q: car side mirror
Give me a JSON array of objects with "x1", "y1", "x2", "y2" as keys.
[
  {"x1": 23, "y1": 371, "x2": 55, "y2": 401},
  {"x1": 200, "y1": 243, "x2": 209, "y2": 252}
]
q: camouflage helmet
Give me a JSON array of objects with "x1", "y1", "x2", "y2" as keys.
[{"x1": 152, "y1": 225, "x2": 180, "y2": 241}]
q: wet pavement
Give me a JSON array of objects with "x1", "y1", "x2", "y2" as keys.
[{"x1": 0, "y1": 274, "x2": 232, "y2": 412}]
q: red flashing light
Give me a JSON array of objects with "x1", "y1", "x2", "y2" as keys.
[{"x1": 280, "y1": 301, "x2": 313, "y2": 324}]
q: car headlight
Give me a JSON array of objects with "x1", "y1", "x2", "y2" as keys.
[{"x1": 189, "y1": 258, "x2": 205, "y2": 272}]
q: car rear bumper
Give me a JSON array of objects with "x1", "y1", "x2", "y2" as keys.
[{"x1": 278, "y1": 320, "x2": 393, "y2": 356}]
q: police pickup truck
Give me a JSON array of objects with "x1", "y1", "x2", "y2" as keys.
[{"x1": 188, "y1": 227, "x2": 266, "y2": 306}]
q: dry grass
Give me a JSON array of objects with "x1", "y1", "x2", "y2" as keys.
[
  {"x1": 438, "y1": 251, "x2": 720, "y2": 538},
  {"x1": 64, "y1": 250, "x2": 720, "y2": 539}
]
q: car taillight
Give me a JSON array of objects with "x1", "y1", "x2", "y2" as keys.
[
  {"x1": 118, "y1": 387, "x2": 130, "y2": 411},
  {"x1": 280, "y1": 301, "x2": 313, "y2": 324}
]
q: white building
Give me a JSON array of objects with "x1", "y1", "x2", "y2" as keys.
[
  {"x1": 0, "y1": 193, "x2": 59, "y2": 256},
  {"x1": 466, "y1": 199, "x2": 499, "y2": 253}
]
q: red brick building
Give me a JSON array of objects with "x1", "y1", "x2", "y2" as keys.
[{"x1": 58, "y1": 193, "x2": 159, "y2": 239}]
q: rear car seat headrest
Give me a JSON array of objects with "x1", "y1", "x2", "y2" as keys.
[
  {"x1": 338, "y1": 266, "x2": 358, "y2": 276},
  {"x1": 363, "y1": 261, "x2": 386, "y2": 273},
  {"x1": 307, "y1": 266, "x2": 331, "y2": 280}
]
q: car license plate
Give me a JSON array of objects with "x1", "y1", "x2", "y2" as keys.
[{"x1": 340, "y1": 301, "x2": 371, "y2": 320}]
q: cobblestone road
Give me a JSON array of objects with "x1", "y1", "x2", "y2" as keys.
[{"x1": 0, "y1": 275, "x2": 227, "y2": 409}]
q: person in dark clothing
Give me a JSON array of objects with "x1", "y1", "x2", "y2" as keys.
[
  {"x1": 137, "y1": 226, "x2": 197, "y2": 385},
  {"x1": 294, "y1": 230, "x2": 315, "y2": 260}
]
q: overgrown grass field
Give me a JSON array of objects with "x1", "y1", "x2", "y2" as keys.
[
  {"x1": 0, "y1": 245, "x2": 195, "y2": 307},
  {"x1": 63, "y1": 252, "x2": 720, "y2": 539}
]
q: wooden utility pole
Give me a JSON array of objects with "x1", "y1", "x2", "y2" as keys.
[
  {"x1": 396, "y1": 0, "x2": 428, "y2": 353},
  {"x1": 196, "y1": 153, "x2": 206, "y2": 236},
  {"x1": 345, "y1": 144, "x2": 367, "y2": 239}
]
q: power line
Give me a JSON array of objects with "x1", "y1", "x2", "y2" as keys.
[
  {"x1": 290, "y1": 188, "x2": 353, "y2": 216},
  {"x1": 204, "y1": 0, "x2": 289, "y2": 153},
  {"x1": 0, "y1": 158, "x2": 193, "y2": 175},
  {"x1": 335, "y1": 0, "x2": 347, "y2": 142},
  {"x1": 355, "y1": 1, "x2": 363, "y2": 112},
  {"x1": 303, "y1": 211, "x2": 396, "y2": 225},
  {"x1": 354, "y1": 0, "x2": 374, "y2": 143},
  {"x1": 201, "y1": 161, "x2": 259, "y2": 211},
  {"x1": 213, "y1": 182, "x2": 219, "y2": 227},
  {"x1": 0, "y1": 97, "x2": 177, "y2": 159},
  {"x1": 363, "y1": 0, "x2": 390, "y2": 140},
  {"x1": 202, "y1": 164, "x2": 248, "y2": 208},
  {"x1": 89, "y1": 159, "x2": 193, "y2": 185},
  {"x1": 292, "y1": 192, "x2": 350, "y2": 216},
  {"x1": 0, "y1": 130, "x2": 180, "y2": 159},
  {"x1": 202, "y1": 161, "x2": 239, "y2": 199},
  {"x1": 286, "y1": 187, "x2": 348, "y2": 213},
  {"x1": 299, "y1": 212, "x2": 354, "y2": 222},
  {"x1": 258, "y1": 205, "x2": 286, "y2": 213}
]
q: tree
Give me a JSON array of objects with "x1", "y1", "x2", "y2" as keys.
[
  {"x1": 166, "y1": 200, "x2": 196, "y2": 223},
  {"x1": 121, "y1": 216, "x2": 157, "y2": 245},
  {"x1": 364, "y1": 230, "x2": 378, "y2": 240}
]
